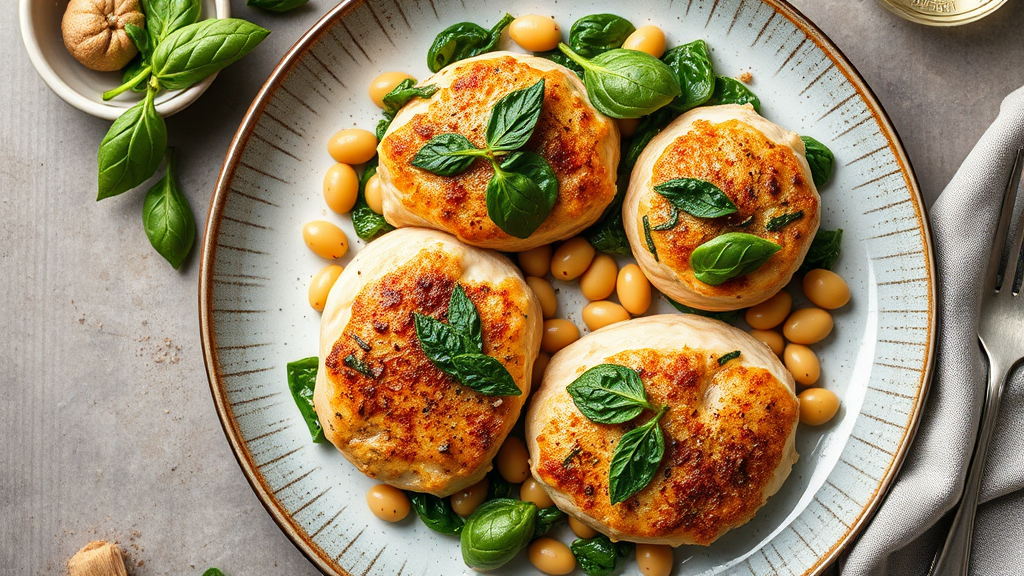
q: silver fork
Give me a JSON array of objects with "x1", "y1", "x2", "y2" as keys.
[{"x1": 930, "y1": 147, "x2": 1024, "y2": 576}]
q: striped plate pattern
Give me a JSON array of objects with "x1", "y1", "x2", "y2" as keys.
[{"x1": 199, "y1": 0, "x2": 936, "y2": 574}]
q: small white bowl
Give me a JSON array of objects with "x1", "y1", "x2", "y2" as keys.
[{"x1": 19, "y1": 0, "x2": 231, "y2": 121}]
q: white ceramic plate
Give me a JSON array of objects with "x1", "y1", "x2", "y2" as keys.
[{"x1": 199, "y1": 1, "x2": 936, "y2": 574}]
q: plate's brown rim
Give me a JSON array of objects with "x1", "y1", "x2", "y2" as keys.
[
  {"x1": 197, "y1": 1, "x2": 938, "y2": 574},
  {"x1": 199, "y1": 1, "x2": 363, "y2": 574},
  {"x1": 771, "y1": 1, "x2": 937, "y2": 573}
]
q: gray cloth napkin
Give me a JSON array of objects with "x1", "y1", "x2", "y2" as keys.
[{"x1": 842, "y1": 87, "x2": 1024, "y2": 575}]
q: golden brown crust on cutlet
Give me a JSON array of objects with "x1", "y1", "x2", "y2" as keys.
[
  {"x1": 640, "y1": 118, "x2": 819, "y2": 298},
  {"x1": 532, "y1": 347, "x2": 798, "y2": 545},
  {"x1": 320, "y1": 248, "x2": 531, "y2": 495},
  {"x1": 379, "y1": 55, "x2": 618, "y2": 250}
]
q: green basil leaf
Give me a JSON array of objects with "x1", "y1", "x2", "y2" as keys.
[
  {"x1": 145, "y1": 0, "x2": 202, "y2": 42},
  {"x1": 653, "y1": 177, "x2": 738, "y2": 218},
  {"x1": 642, "y1": 215, "x2": 658, "y2": 261},
  {"x1": 202, "y1": 569, "x2": 225, "y2": 576},
  {"x1": 651, "y1": 206, "x2": 679, "y2": 231},
  {"x1": 567, "y1": 364, "x2": 652, "y2": 424},
  {"x1": 98, "y1": 90, "x2": 167, "y2": 200},
  {"x1": 718, "y1": 350, "x2": 741, "y2": 365},
  {"x1": 352, "y1": 162, "x2": 394, "y2": 241},
  {"x1": 608, "y1": 407, "x2": 666, "y2": 504},
  {"x1": 246, "y1": 0, "x2": 310, "y2": 13},
  {"x1": 799, "y1": 228, "x2": 843, "y2": 272},
  {"x1": 409, "y1": 492, "x2": 465, "y2": 535},
  {"x1": 414, "y1": 312, "x2": 469, "y2": 375},
  {"x1": 801, "y1": 136, "x2": 834, "y2": 188},
  {"x1": 500, "y1": 151, "x2": 558, "y2": 209},
  {"x1": 412, "y1": 133, "x2": 481, "y2": 176},
  {"x1": 124, "y1": 22, "x2": 153, "y2": 60},
  {"x1": 427, "y1": 14, "x2": 513, "y2": 73},
  {"x1": 706, "y1": 76, "x2": 761, "y2": 112},
  {"x1": 533, "y1": 506, "x2": 566, "y2": 539},
  {"x1": 690, "y1": 232, "x2": 781, "y2": 286},
  {"x1": 342, "y1": 354, "x2": 378, "y2": 379},
  {"x1": 560, "y1": 44, "x2": 681, "y2": 119},
  {"x1": 142, "y1": 149, "x2": 195, "y2": 269},
  {"x1": 662, "y1": 39, "x2": 715, "y2": 112},
  {"x1": 486, "y1": 159, "x2": 555, "y2": 239},
  {"x1": 666, "y1": 299, "x2": 741, "y2": 323},
  {"x1": 152, "y1": 19, "x2": 270, "y2": 90},
  {"x1": 451, "y1": 354, "x2": 521, "y2": 396},
  {"x1": 535, "y1": 50, "x2": 585, "y2": 78},
  {"x1": 461, "y1": 499, "x2": 537, "y2": 571},
  {"x1": 583, "y1": 184, "x2": 630, "y2": 255},
  {"x1": 571, "y1": 535, "x2": 634, "y2": 576},
  {"x1": 286, "y1": 356, "x2": 324, "y2": 443},
  {"x1": 486, "y1": 468, "x2": 514, "y2": 499},
  {"x1": 382, "y1": 79, "x2": 438, "y2": 116},
  {"x1": 376, "y1": 116, "x2": 393, "y2": 141},
  {"x1": 486, "y1": 79, "x2": 545, "y2": 151},
  {"x1": 622, "y1": 107, "x2": 677, "y2": 174},
  {"x1": 569, "y1": 14, "x2": 635, "y2": 59},
  {"x1": 447, "y1": 284, "x2": 483, "y2": 354},
  {"x1": 765, "y1": 211, "x2": 804, "y2": 232}
]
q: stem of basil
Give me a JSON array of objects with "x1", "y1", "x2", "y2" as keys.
[
  {"x1": 450, "y1": 147, "x2": 498, "y2": 159},
  {"x1": 103, "y1": 65, "x2": 154, "y2": 101},
  {"x1": 557, "y1": 43, "x2": 595, "y2": 73},
  {"x1": 652, "y1": 404, "x2": 669, "y2": 422}
]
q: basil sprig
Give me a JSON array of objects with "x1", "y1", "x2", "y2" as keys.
[
  {"x1": 285, "y1": 356, "x2": 325, "y2": 443},
  {"x1": 409, "y1": 492, "x2": 465, "y2": 535},
  {"x1": 142, "y1": 148, "x2": 196, "y2": 268},
  {"x1": 662, "y1": 39, "x2": 715, "y2": 112},
  {"x1": 427, "y1": 14, "x2": 513, "y2": 73},
  {"x1": 571, "y1": 535, "x2": 634, "y2": 576},
  {"x1": 96, "y1": 2, "x2": 268, "y2": 270},
  {"x1": 651, "y1": 207, "x2": 679, "y2": 231},
  {"x1": 718, "y1": 350, "x2": 741, "y2": 365},
  {"x1": 147, "y1": 0, "x2": 203, "y2": 43},
  {"x1": 533, "y1": 507, "x2": 567, "y2": 538},
  {"x1": 412, "y1": 80, "x2": 557, "y2": 239},
  {"x1": 568, "y1": 14, "x2": 635, "y2": 59},
  {"x1": 415, "y1": 284, "x2": 521, "y2": 396},
  {"x1": 567, "y1": 364, "x2": 668, "y2": 504},
  {"x1": 150, "y1": 19, "x2": 271, "y2": 90},
  {"x1": 535, "y1": 50, "x2": 585, "y2": 78},
  {"x1": 801, "y1": 136, "x2": 835, "y2": 188},
  {"x1": 558, "y1": 43, "x2": 681, "y2": 119},
  {"x1": 351, "y1": 161, "x2": 394, "y2": 241},
  {"x1": 583, "y1": 184, "x2": 630, "y2": 255},
  {"x1": 376, "y1": 79, "x2": 438, "y2": 139},
  {"x1": 765, "y1": 211, "x2": 804, "y2": 232},
  {"x1": 98, "y1": 88, "x2": 167, "y2": 200},
  {"x1": 608, "y1": 406, "x2": 668, "y2": 504},
  {"x1": 653, "y1": 178, "x2": 738, "y2": 219},
  {"x1": 799, "y1": 228, "x2": 843, "y2": 272},
  {"x1": 246, "y1": 0, "x2": 311, "y2": 12},
  {"x1": 642, "y1": 215, "x2": 658, "y2": 261},
  {"x1": 566, "y1": 364, "x2": 658, "y2": 424},
  {"x1": 413, "y1": 134, "x2": 480, "y2": 176},
  {"x1": 690, "y1": 232, "x2": 781, "y2": 286},
  {"x1": 706, "y1": 76, "x2": 761, "y2": 112}
]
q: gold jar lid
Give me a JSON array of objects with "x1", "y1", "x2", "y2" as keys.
[{"x1": 876, "y1": 0, "x2": 1010, "y2": 25}]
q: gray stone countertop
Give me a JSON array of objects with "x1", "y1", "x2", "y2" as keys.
[{"x1": 2, "y1": 1, "x2": 1022, "y2": 574}]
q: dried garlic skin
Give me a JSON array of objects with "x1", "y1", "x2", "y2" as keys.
[{"x1": 61, "y1": 0, "x2": 145, "y2": 72}]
